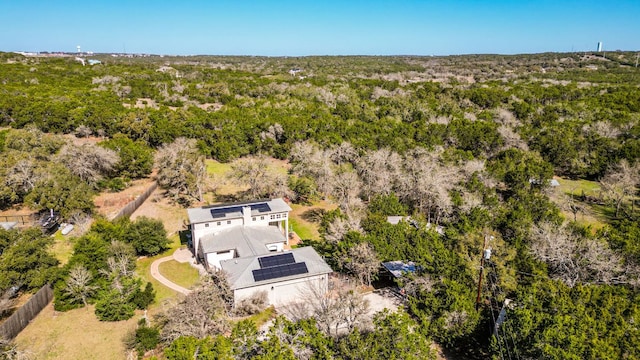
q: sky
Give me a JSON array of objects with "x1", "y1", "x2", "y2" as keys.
[{"x1": 1, "y1": 0, "x2": 638, "y2": 56}]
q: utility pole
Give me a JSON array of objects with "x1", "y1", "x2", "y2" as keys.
[{"x1": 476, "y1": 234, "x2": 493, "y2": 311}]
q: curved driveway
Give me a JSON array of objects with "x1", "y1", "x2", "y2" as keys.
[{"x1": 150, "y1": 255, "x2": 192, "y2": 295}]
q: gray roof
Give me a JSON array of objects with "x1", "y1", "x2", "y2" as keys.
[
  {"x1": 382, "y1": 261, "x2": 418, "y2": 278},
  {"x1": 386, "y1": 216, "x2": 408, "y2": 225},
  {"x1": 200, "y1": 225, "x2": 286, "y2": 257},
  {"x1": 0, "y1": 222, "x2": 18, "y2": 230},
  {"x1": 220, "y1": 246, "x2": 333, "y2": 290},
  {"x1": 187, "y1": 198, "x2": 291, "y2": 224}
]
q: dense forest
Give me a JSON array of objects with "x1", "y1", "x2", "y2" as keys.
[{"x1": 1, "y1": 51, "x2": 639, "y2": 359}]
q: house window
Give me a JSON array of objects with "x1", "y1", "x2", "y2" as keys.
[
  {"x1": 276, "y1": 213, "x2": 281, "y2": 219},
  {"x1": 282, "y1": 213, "x2": 287, "y2": 218},
  {"x1": 205, "y1": 223, "x2": 209, "y2": 228},
  {"x1": 227, "y1": 220, "x2": 231, "y2": 224},
  {"x1": 261, "y1": 216, "x2": 264, "y2": 220},
  {"x1": 217, "y1": 221, "x2": 221, "y2": 226},
  {"x1": 270, "y1": 214, "x2": 275, "y2": 220},
  {"x1": 252, "y1": 217, "x2": 256, "y2": 221}
]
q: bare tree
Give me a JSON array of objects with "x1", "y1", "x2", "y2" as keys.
[
  {"x1": 289, "y1": 141, "x2": 335, "y2": 195},
  {"x1": 259, "y1": 123, "x2": 285, "y2": 143},
  {"x1": 0, "y1": 338, "x2": 33, "y2": 360},
  {"x1": 282, "y1": 279, "x2": 370, "y2": 337},
  {"x1": 345, "y1": 242, "x2": 379, "y2": 287},
  {"x1": 155, "y1": 137, "x2": 206, "y2": 205},
  {"x1": 4, "y1": 158, "x2": 40, "y2": 199},
  {"x1": 233, "y1": 291, "x2": 268, "y2": 317},
  {"x1": 330, "y1": 142, "x2": 358, "y2": 165},
  {"x1": 56, "y1": 143, "x2": 119, "y2": 186},
  {"x1": 159, "y1": 274, "x2": 231, "y2": 342},
  {"x1": 356, "y1": 148, "x2": 402, "y2": 200},
  {"x1": 330, "y1": 170, "x2": 363, "y2": 215},
  {"x1": 530, "y1": 222, "x2": 635, "y2": 286},
  {"x1": 63, "y1": 265, "x2": 97, "y2": 307},
  {"x1": 397, "y1": 148, "x2": 459, "y2": 224},
  {"x1": 229, "y1": 155, "x2": 290, "y2": 200},
  {"x1": 600, "y1": 160, "x2": 640, "y2": 218},
  {"x1": 324, "y1": 216, "x2": 363, "y2": 244}
]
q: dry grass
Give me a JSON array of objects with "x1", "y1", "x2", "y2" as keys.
[{"x1": 15, "y1": 304, "x2": 140, "y2": 360}]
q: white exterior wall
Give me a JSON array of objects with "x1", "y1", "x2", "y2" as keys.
[
  {"x1": 205, "y1": 250, "x2": 236, "y2": 269},
  {"x1": 192, "y1": 213, "x2": 289, "y2": 256},
  {"x1": 192, "y1": 217, "x2": 244, "y2": 256},
  {"x1": 234, "y1": 273, "x2": 329, "y2": 307}
]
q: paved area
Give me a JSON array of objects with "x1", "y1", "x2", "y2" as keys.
[{"x1": 149, "y1": 248, "x2": 208, "y2": 295}]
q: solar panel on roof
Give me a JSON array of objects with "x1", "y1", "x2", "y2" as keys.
[
  {"x1": 250, "y1": 203, "x2": 271, "y2": 213},
  {"x1": 210, "y1": 206, "x2": 243, "y2": 219},
  {"x1": 258, "y1": 253, "x2": 295, "y2": 268},
  {"x1": 252, "y1": 262, "x2": 308, "y2": 282}
]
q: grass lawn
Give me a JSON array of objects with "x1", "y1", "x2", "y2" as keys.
[
  {"x1": 205, "y1": 158, "x2": 290, "y2": 200},
  {"x1": 556, "y1": 177, "x2": 602, "y2": 197},
  {"x1": 244, "y1": 306, "x2": 276, "y2": 328},
  {"x1": 136, "y1": 234, "x2": 185, "y2": 308},
  {"x1": 15, "y1": 304, "x2": 140, "y2": 360},
  {"x1": 158, "y1": 260, "x2": 200, "y2": 289},
  {"x1": 50, "y1": 230, "x2": 74, "y2": 266},
  {"x1": 553, "y1": 177, "x2": 611, "y2": 231},
  {"x1": 289, "y1": 201, "x2": 337, "y2": 241}
]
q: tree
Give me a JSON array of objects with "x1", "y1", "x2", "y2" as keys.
[
  {"x1": 24, "y1": 164, "x2": 95, "y2": 219},
  {"x1": 530, "y1": 222, "x2": 634, "y2": 287},
  {"x1": 0, "y1": 228, "x2": 59, "y2": 292},
  {"x1": 155, "y1": 137, "x2": 206, "y2": 205},
  {"x1": 56, "y1": 143, "x2": 119, "y2": 186},
  {"x1": 228, "y1": 155, "x2": 290, "y2": 200},
  {"x1": 100, "y1": 134, "x2": 153, "y2": 179},
  {"x1": 356, "y1": 148, "x2": 402, "y2": 200},
  {"x1": 282, "y1": 280, "x2": 370, "y2": 337},
  {"x1": 600, "y1": 159, "x2": 640, "y2": 218},
  {"x1": 159, "y1": 273, "x2": 232, "y2": 342},
  {"x1": 63, "y1": 265, "x2": 97, "y2": 307},
  {"x1": 345, "y1": 242, "x2": 379, "y2": 287},
  {"x1": 125, "y1": 217, "x2": 170, "y2": 256}
]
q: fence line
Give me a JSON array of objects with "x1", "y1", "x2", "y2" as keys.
[
  {"x1": 0, "y1": 214, "x2": 37, "y2": 226},
  {"x1": 112, "y1": 182, "x2": 158, "y2": 221},
  {"x1": 0, "y1": 284, "x2": 53, "y2": 340}
]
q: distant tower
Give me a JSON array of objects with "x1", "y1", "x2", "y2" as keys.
[
  {"x1": 597, "y1": 42, "x2": 602, "y2": 52},
  {"x1": 77, "y1": 45, "x2": 81, "y2": 54}
]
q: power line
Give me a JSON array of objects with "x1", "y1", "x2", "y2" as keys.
[
  {"x1": 488, "y1": 262, "x2": 520, "y2": 360},
  {"x1": 484, "y1": 278, "x2": 505, "y2": 360}
]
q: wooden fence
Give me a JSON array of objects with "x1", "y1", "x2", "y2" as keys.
[
  {"x1": 112, "y1": 182, "x2": 158, "y2": 221},
  {"x1": 0, "y1": 214, "x2": 37, "y2": 226},
  {"x1": 0, "y1": 284, "x2": 53, "y2": 340}
]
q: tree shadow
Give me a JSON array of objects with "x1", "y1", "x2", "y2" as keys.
[{"x1": 301, "y1": 208, "x2": 326, "y2": 223}]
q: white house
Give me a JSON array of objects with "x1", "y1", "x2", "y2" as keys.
[
  {"x1": 220, "y1": 246, "x2": 333, "y2": 307},
  {"x1": 187, "y1": 198, "x2": 291, "y2": 269}
]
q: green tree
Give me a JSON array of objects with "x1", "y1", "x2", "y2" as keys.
[
  {"x1": 125, "y1": 216, "x2": 170, "y2": 256},
  {"x1": 100, "y1": 134, "x2": 153, "y2": 179},
  {"x1": 0, "y1": 228, "x2": 59, "y2": 292}
]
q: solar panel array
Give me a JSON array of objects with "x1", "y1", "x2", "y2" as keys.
[
  {"x1": 209, "y1": 203, "x2": 272, "y2": 219},
  {"x1": 258, "y1": 253, "x2": 295, "y2": 268},
  {"x1": 210, "y1": 206, "x2": 243, "y2": 218},
  {"x1": 250, "y1": 203, "x2": 271, "y2": 213},
  {"x1": 253, "y1": 262, "x2": 309, "y2": 282}
]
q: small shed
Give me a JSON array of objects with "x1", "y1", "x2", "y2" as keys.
[{"x1": 381, "y1": 261, "x2": 418, "y2": 278}]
